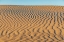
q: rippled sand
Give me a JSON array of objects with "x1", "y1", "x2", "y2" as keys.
[{"x1": 0, "y1": 6, "x2": 64, "y2": 42}]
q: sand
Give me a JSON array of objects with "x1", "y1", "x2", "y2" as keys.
[{"x1": 0, "y1": 6, "x2": 64, "y2": 42}]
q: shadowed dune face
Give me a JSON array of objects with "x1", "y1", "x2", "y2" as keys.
[{"x1": 0, "y1": 6, "x2": 64, "y2": 42}]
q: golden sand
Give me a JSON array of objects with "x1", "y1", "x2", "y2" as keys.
[{"x1": 0, "y1": 6, "x2": 64, "y2": 42}]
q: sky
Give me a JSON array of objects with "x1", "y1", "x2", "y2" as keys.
[{"x1": 0, "y1": 0, "x2": 64, "y2": 6}]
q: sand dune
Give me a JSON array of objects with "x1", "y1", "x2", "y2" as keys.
[{"x1": 0, "y1": 6, "x2": 64, "y2": 42}]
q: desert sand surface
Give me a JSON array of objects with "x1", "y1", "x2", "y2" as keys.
[{"x1": 0, "y1": 6, "x2": 64, "y2": 42}]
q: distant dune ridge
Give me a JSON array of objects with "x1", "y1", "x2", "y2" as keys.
[{"x1": 0, "y1": 6, "x2": 64, "y2": 42}]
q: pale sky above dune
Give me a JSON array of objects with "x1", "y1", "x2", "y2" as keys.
[{"x1": 0, "y1": 0, "x2": 64, "y2": 6}]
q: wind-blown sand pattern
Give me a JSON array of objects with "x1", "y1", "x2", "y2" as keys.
[{"x1": 0, "y1": 6, "x2": 64, "y2": 42}]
